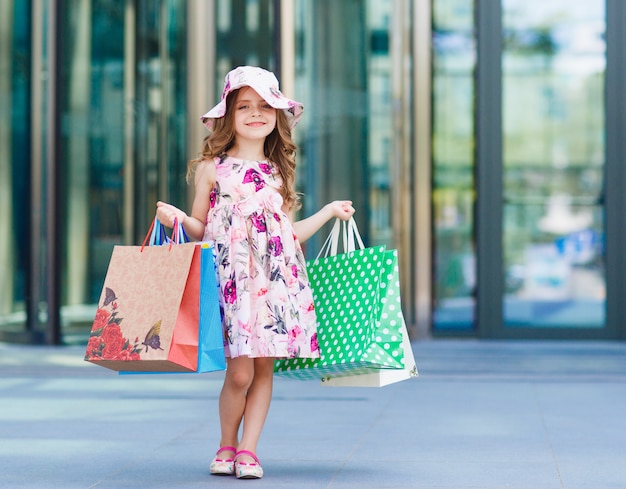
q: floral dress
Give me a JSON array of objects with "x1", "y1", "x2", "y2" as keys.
[{"x1": 204, "y1": 154, "x2": 320, "y2": 359}]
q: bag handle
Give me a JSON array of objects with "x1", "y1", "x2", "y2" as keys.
[
  {"x1": 347, "y1": 217, "x2": 365, "y2": 251},
  {"x1": 315, "y1": 217, "x2": 364, "y2": 259},
  {"x1": 141, "y1": 216, "x2": 190, "y2": 251},
  {"x1": 171, "y1": 218, "x2": 190, "y2": 244}
]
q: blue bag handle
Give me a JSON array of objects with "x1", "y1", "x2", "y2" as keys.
[{"x1": 141, "y1": 216, "x2": 190, "y2": 251}]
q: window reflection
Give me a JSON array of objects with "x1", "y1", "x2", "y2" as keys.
[
  {"x1": 59, "y1": 0, "x2": 126, "y2": 337},
  {"x1": 366, "y1": 0, "x2": 393, "y2": 246},
  {"x1": 502, "y1": 0, "x2": 606, "y2": 327},
  {"x1": 293, "y1": 0, "x2": 391, "y2": 255},
  {"x1": 432, "y1": 0, "x2": 476, "y2": 330},
  {"x1": 0, "y1": 1, "x2": 31, "y2": 331},
  {"x1": 57, "y1": 0, "x2": 189, "y2": 340},
  {"x1": 215, "y1": 0, "x2": 276, "y2": 88}
]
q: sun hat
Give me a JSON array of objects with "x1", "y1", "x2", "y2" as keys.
[{"x1": 201, "y1": 66, "x2": 304, "y2": 130}]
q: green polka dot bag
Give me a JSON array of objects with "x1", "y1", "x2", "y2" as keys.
[
  {"x1": 320, "y1": 247, "x2": 418, "y2": 387},
  {"x1": 275, "y1": 218, "x2": 418, "y2": 385}
]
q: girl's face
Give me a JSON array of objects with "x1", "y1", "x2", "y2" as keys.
[{"x1": 232, "y1": 87, "x2": 277, "y2": 142}]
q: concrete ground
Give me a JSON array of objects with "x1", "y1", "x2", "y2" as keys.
[{"x1": 1, "y1": 339, "x2": 625, "y2": 489}]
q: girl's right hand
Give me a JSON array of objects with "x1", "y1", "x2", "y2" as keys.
[{"x1": 156, "y1": 201, "x2": 187, "y2": 228}]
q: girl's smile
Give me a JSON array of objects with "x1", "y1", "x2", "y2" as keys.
[{"x1": 234, "y1": 87, "x2": 277, "y2": 140}]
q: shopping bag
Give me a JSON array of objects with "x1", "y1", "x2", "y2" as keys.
[
  {"x1": 85, "y1": 218, "x2": 206, "y2": 372},
  {"x1": 114, "y1": 226, "x2": 225, "y2": 375},
  {"x1": 320, "y1": 249, "x2": 418, "y2": 387},
  {"x1": 274, "y1": 218, "x2": 410, "y2": 382},
  {"x1": 198, "y1": 243, "x2": 226, "y2": 372}
]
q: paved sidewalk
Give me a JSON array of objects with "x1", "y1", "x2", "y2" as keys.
[{"x1": 1, "y1": 339, "x2": 626, "y2": 489}]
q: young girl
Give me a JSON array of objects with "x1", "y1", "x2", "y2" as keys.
[{"x1": 156, "y1": 66, "x2": 354, "y2": 480}]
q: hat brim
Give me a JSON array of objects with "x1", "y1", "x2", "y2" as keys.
[{"x1": 201, "y1": 83, "x2": 303, "y2": 130}]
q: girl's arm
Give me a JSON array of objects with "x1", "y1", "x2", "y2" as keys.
[
  {"x1": 156, "y1": 160, "x2": 216, "y2": 241},
  {"x1": 291, "y1": 200, "x2": 355, "y2": 243}
]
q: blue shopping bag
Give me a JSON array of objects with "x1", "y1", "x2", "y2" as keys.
[{"x1": 198, "y1": 244, "x2": 226, "y2": 372}]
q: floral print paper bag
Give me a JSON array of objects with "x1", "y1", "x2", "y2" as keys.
[{"x1": 84, "y1": 243, "x2": 202, "y2": 372}]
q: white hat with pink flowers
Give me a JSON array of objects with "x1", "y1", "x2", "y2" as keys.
[{"x1": 201, "y1": 66, "x2": 304, "y2": 130}]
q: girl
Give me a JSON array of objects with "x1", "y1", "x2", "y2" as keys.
[{"x1": 156, "y1": 66, "x2": 354, "y2": 480}]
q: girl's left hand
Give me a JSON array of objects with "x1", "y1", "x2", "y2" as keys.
[{"x1": 328, "y1": 200, "x2": 355, "y2": 221}]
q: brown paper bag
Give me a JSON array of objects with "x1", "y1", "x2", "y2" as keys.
[{"x1": 84, "y1": 243, "x2": 202, "y2": 372}]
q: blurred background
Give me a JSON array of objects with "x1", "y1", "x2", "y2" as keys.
[{"x1": 2, "y1": 0, "x2": 625, "y2": 345}]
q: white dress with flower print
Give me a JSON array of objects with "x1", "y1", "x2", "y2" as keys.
[{"x1": 204, "y1": 155, "x2": 320, "y2": 359}]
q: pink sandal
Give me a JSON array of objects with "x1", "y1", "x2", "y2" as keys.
[
  {"x1": 210, "y1": 446, "x2": 236, "y2": 476},
  {"x1": 234, "y1": 450, "x2": 264, "y2": 479}
]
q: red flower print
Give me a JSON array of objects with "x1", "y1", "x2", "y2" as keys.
[
  {"x1": 85, "y1": 336, "x2": 103, "y2": 358},
  {"x1": 116, "y1": 348, "x2": 141, "y2": 361},
  {"x1": 101, "y1": 324, "x2": 126, "y2": 359},
  {"x1": 85, "y1": 288, "x2": 144, "y2": 361},
  {"x1": 93, "y1": 308, "x2": 111, "y2": 330},
  {"x1": 258, "y1": 162, "x2": 272, "y2": 174}
]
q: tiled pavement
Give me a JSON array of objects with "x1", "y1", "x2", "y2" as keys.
[{"x1": 1, "y1": 339, "x2": 625, "y2": 489}]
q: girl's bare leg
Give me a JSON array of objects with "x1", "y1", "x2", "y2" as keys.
[
  {"x1": 237, "y1": 357, "x2": 275, "y2": 458},
  {"x1": 218, "y1": 356, "x2": 255, "y2": 452}
]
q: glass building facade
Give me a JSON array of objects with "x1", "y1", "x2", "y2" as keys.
[{"x1": 2, "y1": 0, "x2": 626, "y2": 344}]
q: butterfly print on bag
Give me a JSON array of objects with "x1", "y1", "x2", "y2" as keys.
[{"x1": 142, "y1": 320, "x2": 165, "y2": 352}]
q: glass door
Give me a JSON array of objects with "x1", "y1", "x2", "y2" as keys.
[
  {"x1": 56, "y1": 0, "x2": 189, "y2": 343},
  {"x1": 431, "y1": 1, "x2": 476, "y2": 332},
  {"x1": 437, "y1": 0, "x2": 621, "y2": 338},
  {"x1": 501, "y1": 0, "x2": 606, "y2": 329}
]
